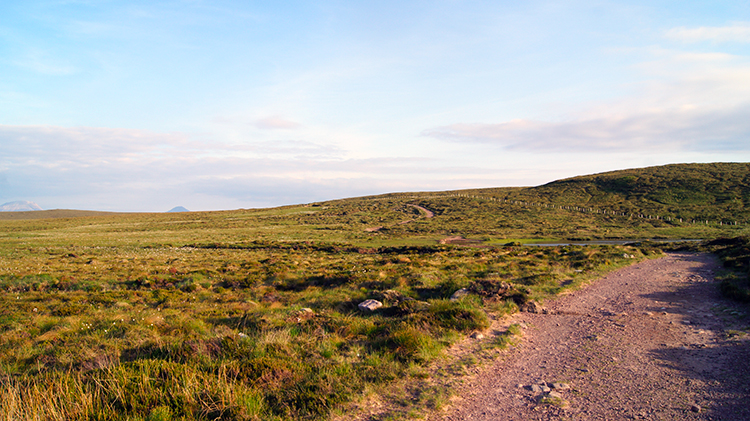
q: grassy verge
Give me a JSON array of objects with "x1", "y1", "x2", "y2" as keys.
[{"x1": 666, "y1": 237, "x2": 750, "y2": 302}]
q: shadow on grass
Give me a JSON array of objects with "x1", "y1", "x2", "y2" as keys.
[{"x1": 641, "y1": 253, "x2": 750, "y2": 420}]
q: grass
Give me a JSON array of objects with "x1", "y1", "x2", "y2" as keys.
[
  {"x1": 1, "y1": 162, "x2": 749, "y2": 419},
  {"x1": 666, "y1": 236, "x2": 750, "y2": 302},
  {"x1": 0, "y1": 228, "x2": 651, "y2": 419}
]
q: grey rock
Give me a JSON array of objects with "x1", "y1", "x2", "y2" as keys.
[
  {"x1": 691, "y1": 404, "x2": 701, "y2": 413},
  {"x1": 528, "y1": 384, "x2": 543, "y2": 393},
  {"x1": 450, "y1": 288, "x2": 471, "y2": 301},
  {"x1": 546, "y1": 391, "x2": 564, "y2": 400},
  {"x1": 358, "y1": 299, "x2": 383, "y2": 312},
  {"x1": 551, "y1": 382, "x2": 570, "y2": 390}
]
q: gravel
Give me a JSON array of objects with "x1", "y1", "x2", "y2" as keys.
[{"x1": 438, "y1": 253, "x2": 750, "y2": 421}]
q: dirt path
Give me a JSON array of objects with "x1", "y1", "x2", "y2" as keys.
[
  {"x1": 437, "y1": 253, "x2": 750, "y2": 421},
  {"x1": 406, "y1": 204, "x2": 434, "y2": 218}
]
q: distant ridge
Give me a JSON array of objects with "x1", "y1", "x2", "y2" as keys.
[
  {"x1": 167, "y1": 206, "x2": 190, "y2": 213},
  {"x1": 0, "y1": 201, "x2": 42, "y2": 212}
]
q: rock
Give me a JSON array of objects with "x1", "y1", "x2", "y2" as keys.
[
  {"x1": 470, "y1": 332, "x2": 485, "y2": 340},
  {"x1": 528, "y1": 384, "x2": 543, "y2": 393},
  {"x1": 396, "y1": 299, "x2": 430, "y2": 314},
  {"x1": 541, "y1": 386, "x2": 551, "y2": 393},
  {"x1": 377, "y1": 289, "x2": 409, "y2": 303},
  {"x1": 546, "y1": 391, "x2": 564, "y2": 400},
  {"x1": 238, "y1": 332, "x2": 249, "y2": 339},
  {"x1": 294, "y1": 308, "x2": 315, "y2": 321},
  {"x1": 358, "y1": 299, "x2": 383, "y2": 313},
  {"x1": 521, "y1": 300, "x2": 545, "y2": 313},
  {"x1": 551, "y1": 382, "x2": 570, "y2": 390},
  {"x1": 691, "y1": 404, "x2": 701, "y2": 413},
  {"x1": 450, "y1": 288, "x2": 471, "y2": 301}
]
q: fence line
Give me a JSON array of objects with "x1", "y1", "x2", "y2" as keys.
[{"x1": 372, "y1": 193, "x2": 745, "y2": 228}]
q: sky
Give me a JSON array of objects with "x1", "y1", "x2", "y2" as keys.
[{"x1": 1, "y1": 0, "x2": 750, "y2": 212}]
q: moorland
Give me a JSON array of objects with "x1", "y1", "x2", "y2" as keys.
[{"x1": 0, "y1": 162, "x2": 749, "y2": 420}]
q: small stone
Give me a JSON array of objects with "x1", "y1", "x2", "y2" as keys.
[
  {"x1": 551, "y1": 382, "x2": 570, "y2": 390},
  {"x1": 521, "y1": 300, "x2": 545, "y2": 313},
  {"x1": 541, "y1": 386, "x2": 551, "y2": 393},
  {"x1": 546, "y1": 391, "x2": 563, "y2": 399},
  {"x1": 691, "y1": 404, "x2": 701, "y2": 413},
  {"x1": 516, "y1": 384, "x2": 524, "y2": 389},
  {"x1": 450, "y1": 288, "x2": 470, "y2": 301},
  {"x1": 529, "y1": 384, "x2": 543, "y2": 393},
  {"x1": 470, "y1": 332, "x2": 485, "y2": 340},
  {"x1": 358, "y1": 299, "x2": 383, "y2": 312}
]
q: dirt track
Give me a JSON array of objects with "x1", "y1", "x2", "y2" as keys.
[{"x1": 438, "y1": 253, "x2": 750, "y2": 421}]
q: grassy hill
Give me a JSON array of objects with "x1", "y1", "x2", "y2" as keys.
[
  {"x1": 508, "y1": 162, "x2": 750, "y2": 222},
  {"x1": 309, "y1": 162, "x2": 750, "y2": 242}
]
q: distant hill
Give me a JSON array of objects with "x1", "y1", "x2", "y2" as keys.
[
  {"x1": 1, "y1": 163, "x2": 748, "y2": 234},
  {"x1": 0, "y1": 201, "x2": 42, "y2": 212},
  {"x1": 167, "y1": 206, "x2": 190, "y2": 213},
  {"x1": 497, "y1": 162, "x2": 750, "y2": 222}
]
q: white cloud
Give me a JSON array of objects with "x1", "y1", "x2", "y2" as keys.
[
  {"x1": 0, "y1": 124, "x2": 504, "y2": 210},
  {"x1": 422, "y1": 105, "x2": 750, "y2": 152},
  {"x1": 423, "y1": 46, "x2": 750, "y2": 154},
  {"x1": 12, "y1": 49, "x2": 78, "y2": 75},
  {"x1": 253, "y1": 116, "x2": 302, "y2": 130},
  {"x1": 666, "y1": 23, "x2": 750, "y2": 43}
]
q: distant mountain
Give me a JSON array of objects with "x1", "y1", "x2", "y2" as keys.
[
  {"x1": 167, "y1": 206, "x2": 190, "y2": 213},
  {"x1": 0, "y1": 201, "x2": 43, "y2": 212}
]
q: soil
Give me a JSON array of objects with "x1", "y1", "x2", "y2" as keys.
[{"x1": 436, "y1": 253, "x2": 750, "y2": 421}]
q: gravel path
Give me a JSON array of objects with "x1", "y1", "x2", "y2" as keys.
[{"x1": 438, "y1": 253, "x2": 750, "y2": 421}]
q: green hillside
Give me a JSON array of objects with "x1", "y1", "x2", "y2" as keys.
[
  {"x1": 515, "y1": 162, "x2": 750, "y2": 223},
  {"x1": 2, "y1": 163, "x2": 749, "y2": 243}
]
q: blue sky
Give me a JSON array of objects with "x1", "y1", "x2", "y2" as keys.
[{"x1": 2, "y1": 1, "x2": 749, "y2": 211}]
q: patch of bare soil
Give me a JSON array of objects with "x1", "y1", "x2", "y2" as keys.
[
  {"x1": 438, "y1": 236, "x2": 483, "y2": 245},
  {"x1": 437, "y1": 253, "x2": 750, "y2": 421},
  {"x1": 406, "y1": 204, "x2": 434, "y2": 218}
]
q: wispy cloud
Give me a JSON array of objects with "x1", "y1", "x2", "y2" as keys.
[
  {"x1": 422, "y1": 105, "x2": 750, "y2": 152},
  {"x1": 666, "y1": 22, "x2": 750, "y2": 43},
  {"x1": 423, "y1": 46, "x2": 750, "y2": 153},
  {"x1": 12, "y1": 49, "x2": 78, "y2": 75},
  {"x1": 0, "y1": 124, "x2": 498, "y2": 210},
  {"x1": 253, "y1": 116, "x2": 302, "y2": 130}
]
